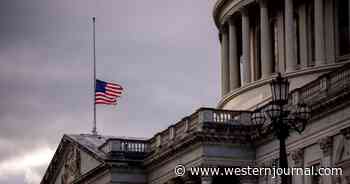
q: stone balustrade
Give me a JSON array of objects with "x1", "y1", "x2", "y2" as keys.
[
  {"x1": 149, "y1": 108, "x2": 253, "y2": 152},
  {"x1": 100, "y1": 138, "x2": 150, "y2": 159},
  {"x1": 97, "y1": 108, "x2": 253, "y2": 158},
  {"x1": 291, "y1": 63, "x2": 350, "y2": 109},
  {"x1": 98, "y1": 108, "x2": 253, "y2": 156}
]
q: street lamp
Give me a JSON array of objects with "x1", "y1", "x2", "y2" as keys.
[{"x1": 251, "y1": 73, "x2": 311, "y2": 184}]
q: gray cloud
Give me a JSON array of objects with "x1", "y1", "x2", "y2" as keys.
[{"x1": 0, "y1": 0, "x2": 219, "y2": 183}]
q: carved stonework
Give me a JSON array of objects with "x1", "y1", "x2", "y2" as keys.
[
  {"x1": 335, "y1": 134, "x2": 350, "y2": 166},
  {"x1": 291, "y1": 149, "x2": 304, "y2": 167},
  {"x1": 319, "y1": 136, "x2": 333, "y2": 156},
  {"x1": 341, "y1": 127, "x2": 350, "y2": 140},
  {"x1": 61, "y1": 145, "x2": 81, "y2": 184}
]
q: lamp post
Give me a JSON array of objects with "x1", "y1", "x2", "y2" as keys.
[{"x1": 251, "y1": 73, "x2": 311, "y2": 184}]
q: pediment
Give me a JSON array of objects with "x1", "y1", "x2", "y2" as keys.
[{"x1": 41, "y1": 135, "x2": 104, "y2": 184}]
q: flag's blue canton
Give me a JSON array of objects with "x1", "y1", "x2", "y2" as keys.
[{"x1": 96, "y1": 79, "x2": 108, "y2": 93}]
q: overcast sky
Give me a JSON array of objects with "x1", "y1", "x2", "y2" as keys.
[{"x1": 0, "y1": 0, "x2": 219, "y2": 183}]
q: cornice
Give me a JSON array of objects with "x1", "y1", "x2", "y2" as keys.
[
  {"x1": 213, "y1": 0, "x2": 228, "y2": 28},
  {"x1": 213, "y1": 0, "x2": 255, "y2": 30},
  {"x1": 144, "y1": 125, "x2": 253, "y2": 167}
]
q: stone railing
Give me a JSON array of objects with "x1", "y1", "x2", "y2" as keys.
[
  {"x1": 291, "y1": 63, "x2": 350, "y2": 107},
  {"x1": 100, "y1": 138, "x2": 149, "y2": 159},
  {"x1": 99, "y1": 108, "x2": 253, "y2": 157},
  {"x1": 148, "y1": 108, "x2": 252, "y2": 153}
]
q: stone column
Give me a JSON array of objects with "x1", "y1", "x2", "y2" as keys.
[
  {"x1": 319, "y1": 136, "x2": 333, "y2": 184},
  {"x1": 229, "y1": 18, "x2": 240, "y2": 90},
  {"x1": 324, "y1": 0, "x2": 335, "y2": 63},
  {"x1": 241, "y1": 8, "x2": 251, "y2": 84},
  {"x1": 314, "y1": 0, "x2": 326, "y2": 65},
  {"x1": 291, "y1": 149, "x2": 304, "y2": 184},
  {"x1": 201, "y1": 176, "x2": 212, "y2": 184},
  {"x1": 277, "y1": 11, "x2": 286, "y2": 73},
  {"x1": 260, "y1": 0, "x2": 273, "y2": 78},
  {"x1": 298, "y1": 4, "x2": 308, "y2": 68},
  {"x1": 221, "y1": 26, "x2": 230, "y2": 96},
  {"x1": 285, "y1": 0, "x2": 296, "y2": 72}
]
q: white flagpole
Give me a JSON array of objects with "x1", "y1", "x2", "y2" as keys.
[{"x1": 92, "y1": 17, "x2": 98, "y2": 135}]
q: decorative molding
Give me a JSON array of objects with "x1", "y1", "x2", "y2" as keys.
[
  {"x1": 319, "y1": 136, "x2": 333, "y2": 156},
  {"x1": 62, "y1": 144, "x2": 81, "y2": 184},
  {"x1": 341, "y1": 127, "x2": 350, "y2": 140},
  {"x1": 291, "y1": 149, "x2": 304, "y2": 167}
]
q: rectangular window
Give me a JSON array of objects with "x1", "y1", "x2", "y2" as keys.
[{"x1": 337, "y1": 0, "x2": 350, "y2": 56}]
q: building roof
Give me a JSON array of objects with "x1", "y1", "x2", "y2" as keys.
[
  {"x1": 66, "y1": 134, "x2": 149, "y2": 160},
  {"x1": 41, "y1": 133, "x2": 148, "y2": 184}
]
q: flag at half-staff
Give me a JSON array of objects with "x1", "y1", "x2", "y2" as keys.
[{"x1": 95, "y1": 79, "x2": 123, "y2": 105}]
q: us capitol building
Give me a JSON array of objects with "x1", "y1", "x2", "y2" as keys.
[{"x1": 41, "y1": 0, "x2": 350, "y2": 183}]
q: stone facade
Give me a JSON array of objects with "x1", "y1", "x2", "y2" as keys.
[{"x1": 41, "y1": 0, "x2": 350, "y2": 184}]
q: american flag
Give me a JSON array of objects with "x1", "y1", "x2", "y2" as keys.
[{"x1": 95, "y1": 79, "x2": 123, "y2": 105}]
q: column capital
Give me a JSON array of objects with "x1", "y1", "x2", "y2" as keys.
[
  {"x1": 259, "y1": 0, "x2": 268, "y2": 7},
  {"x1": 228, "y1": 16, "x2": 235, "y2": 25},
  {"x1": 239, "y1": 7, "x2": 249, "y2": 16},
  {"x1": 219, "y1": 23, "x2": 229, "y2": 33},
  {"x1": 341, "y1": 127, "x2": 350, "y2": 140},
  {"x1": 291, "y1": 149, "x2": 304, "y2": 167},
  {"x1": 319, "y1": 136, "x2": 333, "y2": 156}
]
